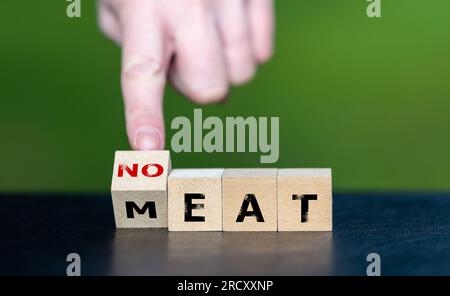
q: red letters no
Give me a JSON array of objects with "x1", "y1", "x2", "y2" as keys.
[{"x1": 118, "y1": 163, "x2": 164, "y2": 177}]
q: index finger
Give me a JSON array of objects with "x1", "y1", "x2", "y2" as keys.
[{"x1": 121, "y1": 1, "x2": 170, "y2": 150}]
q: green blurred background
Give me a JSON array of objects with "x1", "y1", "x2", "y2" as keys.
[{"x1": 1, "y1": 0, "x2": 450, "y2": 192}]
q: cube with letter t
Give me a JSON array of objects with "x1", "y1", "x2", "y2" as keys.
[
  {"x1": 111, "y1": 151, "x2": 171, "y2": 228},
  {"x1": 277, "y1": 169, "x2": 332, "y2": 231},
  {"x1": 168, "y1": 169, "x2": 223, "y2": 231}
]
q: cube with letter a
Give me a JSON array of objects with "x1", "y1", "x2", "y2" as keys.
[
  {"x1": 277, "y1": 169, "x2": 332, "y2": 231},
  {"x1": 222, "y1": 169, "x2": 278, "y2": 231},
  {"x1": 111, "y1": 150, "x2": 171, "y2": 228}
]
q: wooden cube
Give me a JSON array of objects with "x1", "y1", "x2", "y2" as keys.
[
  {"x1": 111, "y1": 150, "x2": 171, "y2": 228},
  {"x1": 223, "y1": 169, "x2": 278, "y2": 231},
  {"x1": 168, "y1": 169, "x2": 223, "y2": 231},
  {"x1": 277, "y1": 169, "x2": 332, "y2": 231}
]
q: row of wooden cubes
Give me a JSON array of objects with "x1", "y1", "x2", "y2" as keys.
[{"x1": 111, "y1": 151, "x2": 332, "y2": 231}]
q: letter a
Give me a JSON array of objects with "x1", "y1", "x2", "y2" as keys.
[
  {"x1": 367, "y1": 0, "x2": 381, "y2": 18},
  {"x1": 66, "y1": 253, "x2": 81, "y2": 276},
  {"x1": 366, "y1": 253, "x2": 381, "y2": 276},
  {"x1": 66, "y1": 0, "x2": 81, "y2": 18}
]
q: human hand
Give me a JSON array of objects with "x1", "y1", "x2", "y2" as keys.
[{"x1": 98, "y1": 0, "x2": 274, "y2": 150}]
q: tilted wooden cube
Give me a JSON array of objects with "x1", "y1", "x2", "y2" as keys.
[
  {"x1": 111, "y1": 151, "x2": 171, "y2": 228},
  {"x1": 277, "y1": 169, "x2": 332, "y2": 231},
  {"x1": 222, "y1": 169, "x2": 278, "y2": 231},
  {"x1": 168, "y1": 169, "x2": 223, "y2": 231}
]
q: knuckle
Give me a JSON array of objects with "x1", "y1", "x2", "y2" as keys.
[
  {"x1": 188, "y1": 0, "x2": 212, "y2": 19},
  {"x1": 190, "y1": 0, "x2": 208, "y2": 8},
  {"x1": 122, "y1": 56, "x2": 164, "y2": 81},
  {"x1": 224, "y1": 30, "x2": 250, "y2": 49}
]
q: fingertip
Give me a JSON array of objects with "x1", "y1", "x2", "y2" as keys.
[
  {"x1": 255, "y1": 45, "x2": 273, "y2": 64},
  {"x1": 229, "y1": 60, "x2": 256, "y2": 85},
  {"x1": 249, "y1": 0, "x2": 275, "y2": 64},
  {"x1": 189, "y1": 84, "x2": 229, "y2": 104},
  {"x1": 132, "y1": 126, "x2": 164, "y2": 150}
]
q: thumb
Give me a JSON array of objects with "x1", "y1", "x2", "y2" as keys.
[{"x1": 120, "y1": 2, "x2": 169, "y2": 150}]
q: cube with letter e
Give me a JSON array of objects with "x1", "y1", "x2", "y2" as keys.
[
  {"x1": 111, "y1": 151, "x2": 171, "y2": 228},
  {"x1": 168, "y1": 169, "x2": 223, "y2": 231}
]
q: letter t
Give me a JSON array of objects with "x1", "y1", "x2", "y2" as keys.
[{"x1": 292, "y1": 194, "x2": 318, "y2": 223}]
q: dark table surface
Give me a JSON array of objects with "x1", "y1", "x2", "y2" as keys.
[{"x1": 1, "y1": 193, "x2": 450, "y2": 275}]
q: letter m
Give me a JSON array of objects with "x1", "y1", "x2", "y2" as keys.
[{"x1": 125, "y1": 201, "x2": 157, "y2": 218}]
